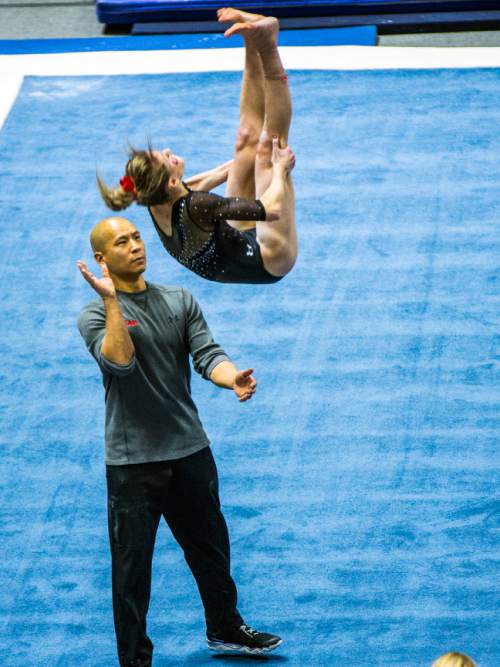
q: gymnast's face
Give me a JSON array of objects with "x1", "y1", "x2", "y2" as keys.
[
  {"x1": 155, "y1": 148, "x2": 184, "y2": 186},
  {"x1": 95, "y1": 218, "x2": 147, "y2": 277}
]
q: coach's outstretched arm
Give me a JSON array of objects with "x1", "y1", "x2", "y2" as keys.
[
  {"x1": 182, "y1": 289, "x2": 257, "y2": 402},
  {"x1": 77, "y1": 260, "x2": 135, "y2": 365}
]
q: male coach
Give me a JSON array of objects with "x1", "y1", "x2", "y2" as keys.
[{"x1": 77, "y1": 216, "x2": 281, "y2": 666}]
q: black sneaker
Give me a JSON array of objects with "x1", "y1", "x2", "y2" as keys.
[{"x1": 207, "y1": 623, "x2": 282, "y2": 655}]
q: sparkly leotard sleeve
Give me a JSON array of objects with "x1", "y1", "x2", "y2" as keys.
[{"x1": 149, "y1": 188, "x2": 282, "y2": 285}]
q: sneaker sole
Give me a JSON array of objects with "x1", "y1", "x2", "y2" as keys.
[{"x1": 207, "y1": 638, "x2": 282, "y2": 655}]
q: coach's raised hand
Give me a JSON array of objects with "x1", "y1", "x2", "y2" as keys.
[
  {"x1": 77, "y1": 259, "x2": 134, "y2": 365},
  {"x1": 77, "y1": 260, "x2": 117, "y2": 300}
]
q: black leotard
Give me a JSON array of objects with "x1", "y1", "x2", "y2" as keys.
[{"x1": 149, "y1": 187, "x2": 282, "y2": 284}]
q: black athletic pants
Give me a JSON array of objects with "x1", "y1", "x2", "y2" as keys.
[{"x1": 106, "y1": 446, "x2": 243, "y2": 667}]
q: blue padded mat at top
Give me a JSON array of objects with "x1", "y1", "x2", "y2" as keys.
[
  {"x1": 96, "y1": 0, "x2": 498, "y2": 24},
  {"x1": 0, "y1": 26, "x2": 376, "y2": 55}
]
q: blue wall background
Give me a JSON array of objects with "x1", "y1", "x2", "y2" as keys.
[{"x1": 0, "y1": 69, "x2": 499, "y2": 666}]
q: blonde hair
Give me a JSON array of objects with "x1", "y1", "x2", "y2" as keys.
[
  {"x1": 97, "y1": 145, "x2": 171, "y2": 211},
  {"x1": 432, "y1": 652, "x2": 477, "y2": 667}
]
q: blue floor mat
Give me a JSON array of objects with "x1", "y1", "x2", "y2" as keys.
[
  {"x1": 0, "y1": 69, "x2": 499, "y2": 666},
  {"x1": 0, "y1": 25, "x2": 376, "y2": 55}
]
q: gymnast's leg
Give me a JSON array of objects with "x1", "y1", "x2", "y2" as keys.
[
  {"x1": 218, "y1": 8, "x2": 265, "y2": 231},
  {"x1": 222, "y1": 10, "x2": 296, "y2": 277}
]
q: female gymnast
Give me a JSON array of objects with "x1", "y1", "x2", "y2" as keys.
[{"x1": 98, "y1": 9, "x2": 296, "y2": 284}]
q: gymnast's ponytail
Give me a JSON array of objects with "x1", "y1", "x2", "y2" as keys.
[
  {"x1": 97, "y1": 174, "x2": 136, "y2": 211},
  {"x1": 97, "y1": 145, "x2": 171, "y2": 212}
]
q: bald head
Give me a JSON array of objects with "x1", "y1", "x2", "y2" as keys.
[
  {"x1": 90, "y1": 217, "x2": 136, "y2": 253},
  {"x1": 89, "y1": 216, "x2": 147, "y2": 283}
]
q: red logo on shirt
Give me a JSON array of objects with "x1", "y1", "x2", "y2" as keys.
[{"x1": 125, "y1": 319, "x2": 139, "y2": 327}]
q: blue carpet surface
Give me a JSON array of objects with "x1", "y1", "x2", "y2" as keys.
[{"x1": 0, "y1": 69, "x2": 499, "y2": 666}]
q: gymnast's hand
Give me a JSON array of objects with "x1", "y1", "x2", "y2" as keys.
[
  {"x1": 233, "y1": 368, "x2": 257, "y2": 403},
  {"x1": 77, "y1": 260, "x2": 117, "y2": 300},
  {"x1": 272, "y1": 138, "x2": 296, "y2": 175}
]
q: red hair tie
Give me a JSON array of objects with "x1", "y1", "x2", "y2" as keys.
[{"x1": 120, "y1": 175, "x2": 137, "y2": 196}]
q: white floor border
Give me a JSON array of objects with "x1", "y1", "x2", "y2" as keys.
[
  {"x1": 0, "y1": 74, "x2": 23, "y2": 130},
  {"x1": 1, "y1": 45, "x2": 500, "y2": 129}
]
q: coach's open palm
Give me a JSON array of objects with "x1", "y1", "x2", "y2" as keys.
[
  {"x1": 77, "y1": 261, "x2": 116, "y2": 299},
  {"x1": 233, "y1": 369, "x2": 257, "y2": 402}
]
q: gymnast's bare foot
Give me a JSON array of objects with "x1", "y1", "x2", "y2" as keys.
[
  {"x1": 217, "y1": 7, "x2": 265, "y2": 24},
  {"x1": 217, "y1": 8, "x2": 279, "y2": 42}
]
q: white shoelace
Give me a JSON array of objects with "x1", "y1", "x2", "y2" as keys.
[{"x1": 240, "y1": 624, "x2": 259, "y2": 637}]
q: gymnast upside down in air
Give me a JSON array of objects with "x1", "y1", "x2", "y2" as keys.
[{"x1": 98, "y1": 8, "x2": 296, "y2": 284}]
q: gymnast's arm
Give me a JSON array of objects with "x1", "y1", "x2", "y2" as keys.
[
  {"x1": 184, "y1": 160, "x2": 233, "y2": 192},
  {"x1": 187, "y1": 141, "x2": 295, "y2": 225},
  {"x1": 77, "y1": 260, "x2": 135, "y2": 365}
]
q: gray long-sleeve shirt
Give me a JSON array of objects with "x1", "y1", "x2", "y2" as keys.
[{"x1": 77, "y1": 283, "x2": 229, "y2": 465}]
